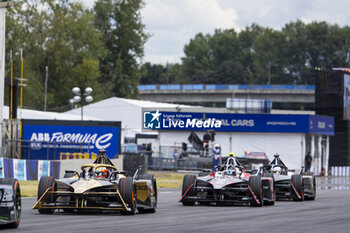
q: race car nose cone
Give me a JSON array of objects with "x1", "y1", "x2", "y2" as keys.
[{"x1": 72, "y1": 179, "x2": 102, "y2": 194}]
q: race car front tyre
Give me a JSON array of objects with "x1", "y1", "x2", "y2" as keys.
[
  {"x1": 262, "y1": 176, "x2": 276, "y2": 206},
  {"x1": 37, "y1": 176, "x2": 56, "y2": 214},
  {"x1": 249, "y1": 176, "x2": 263, "y2": 207},
  {"x1": 291, "y1": 174, "x2": 304, "y2": 201},
  {"x1": 0, "y1": 178, "x2": 21, "y2": 228},
  {"x1": 310, "y1": 176, "x2": 316, "y2": 200},
  {"x1": 136, "y1": 174, "x2": 157, "y2": 213},
  {"x1": 119, "y1": 177, "x2": 136, "y2": 215},
  {"x1": 181, "y1": 175, "x2": 196, "y2": 206},
  {"x1": 305, "y1": 176, "x2": 316, "y2": 201}
]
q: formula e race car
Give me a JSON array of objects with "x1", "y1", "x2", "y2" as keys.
[
  {"x1": 179, "y1": 153, "x2": 275, "y2": 207},
  {"x1": 33, "y1": 151, "x2": 157, "y2": 215},
  {"x1": 259, "y1": 154, "x2": 316, "y2": 201},
  {"x1": 0, "y1": 176, "x2": 21, "y2": 228}
]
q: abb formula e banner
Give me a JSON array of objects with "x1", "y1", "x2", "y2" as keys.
[
  {"x1": 143, "y1": 111, "x2": 334, "y2": 135},
  {"x1": 22, "y1": 120, "x2": 121, "y2": 160}
]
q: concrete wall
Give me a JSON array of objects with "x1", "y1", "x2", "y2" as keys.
[{"x1": 59, "y1": 155, "x2": 124, "y2": 178}]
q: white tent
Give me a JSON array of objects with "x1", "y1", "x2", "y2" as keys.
[
  {"x1": 65, "y1": 97, "x2": 199, "y2": 134},
  {"x1": 2, "y1": 106, "x2": 100, "y2": 121}
]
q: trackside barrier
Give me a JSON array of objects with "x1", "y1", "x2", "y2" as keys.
[
  {"x1": 0, "y1": 157, "x2": 60, "y2": 180},
  {"x1": 331, "y1": 166, "x2": 350, "y2": 176}
]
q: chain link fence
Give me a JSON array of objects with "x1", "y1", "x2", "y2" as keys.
[{"x1": 122, "y1": 144, "x2": 213, "y2": 171}]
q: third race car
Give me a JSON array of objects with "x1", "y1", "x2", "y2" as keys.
[{"x1": 259, "y1": 154, "x2": 316, "y2": 201}]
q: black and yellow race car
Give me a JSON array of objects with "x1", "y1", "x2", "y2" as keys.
[
  {"x1": 0, "y1": 176, "x2": 21, "y2": 228},
  {"x1": 33, "y1": 151, "x2": 157, "y2": 215}
]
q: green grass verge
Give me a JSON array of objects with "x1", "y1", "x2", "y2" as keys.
[
  {"x1": 149, "y1": 171, "x2": 198, "y2": 188},
  {"x1": 18, "y1": 171, "x2": 196, "y2": 197},
  {"x1": 19, "y1": 180, "x2": 38, "y2": 197}
]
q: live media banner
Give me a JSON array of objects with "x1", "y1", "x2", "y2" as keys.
[
  {"x1": 0, "y1": 158, "x2": 60, "y2": 180},
  {"x1": 143, "y1": 111, "x2": 334, "y2": 135}
]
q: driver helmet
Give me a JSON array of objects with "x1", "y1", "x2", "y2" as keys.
[
  {"x1": 213, "y1": 144, "x2": 221, "y2": 154},
  {"x1": 96, "y1": 167, "x2": 108, "y2": 178},
  {"x1": 273, "y1": 167, "x2": 281, "y2": 174}
]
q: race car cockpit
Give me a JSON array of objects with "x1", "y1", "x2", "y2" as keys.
[
  {"x1": 259, "y1": 154, "x2": 289, "y2": 176},
  {"x1": 81, "y1": 164, "x2": 117, "y2": 179},
  {"x1": 215, "y1": 153, "x2": 245, "y2": 176}
]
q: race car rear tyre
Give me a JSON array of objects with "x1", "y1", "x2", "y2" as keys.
[
  {"x1": 119, "y1": 177, "x2": 136, "y2": 215},
  {"x1": 136, "y1": 174, "x2": 157, "y2": 213},
  {"x1": 249, "y1": 176, "x2": 263, "y2": 207},
  {"x1": 0, "y1": 178, "x2": 21, "y2": 228},
  {"x1": 37, "y1": 176, "x2": 56, "y2": 214},
  {"x1": 181, "y1": 175, "x2": 196, "y2": 206},
  {"x1": 291, "y1": 174, "x2": 304, "y2": 201}
]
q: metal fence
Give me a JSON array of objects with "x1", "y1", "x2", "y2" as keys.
[
  {"x1": 147, "y1": 155, "x2": 212, "y2": 171},
  {"x1": 122, "y1": 143, "x2": 213, "y2": 170}
]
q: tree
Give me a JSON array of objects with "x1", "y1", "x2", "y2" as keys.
[
  {"x1": 178, "y1": 21, "x2": 350, "y2": 86},
  {"x1": 140, "y1": 62, "x2": 166, "y2": 84},
  {"x1": 182, "y1": 33, "x2": 214, "y2": 83},
  {"x1": 209, "y1": 29, "x2": 244, "y2": 84},
  {"x1": 252, "y1": 28, "x2": 288, "y2": 84},
  {"x1": 281, "y1": 21, "x2": 310, "y2": 84},
  {"x1": 5, "y1": 0, "x2": 105, "y2": 110},
  {"x1": 94, "y1": 0, "x2": 148, "y2": 98},
  {"x1": 237, "y1": 24, "x2": 264, "y2": 84}
]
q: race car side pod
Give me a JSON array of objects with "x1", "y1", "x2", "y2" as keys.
[
  {"x1": 290, "y1": 182, "x2": 302, "y2": 200},
  {"x1": 179, "y1": 184, "x2": 194, "y2": 202},
  {"x1": 247, "y1": 185, "x2": 261, "y2": 205}
]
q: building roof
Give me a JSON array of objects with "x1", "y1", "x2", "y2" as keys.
[
  {"x1": 2, "y1": 106, "x2": 100, "y2": 121},
  {"x1": 70, "y1": 97, "x2": 200, "y2": 109}
]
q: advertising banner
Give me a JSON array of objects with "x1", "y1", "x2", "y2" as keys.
[
  {"x1": 143, "y1": 110, "x2": 221, "y2": 131},
  {"x1": 309, "y1": 115, "x2": 334, "y2": 135},
  {"x1": 143, "y1": 111, "x2": 334, "y2": 135},
  {"x1": 22, "y1": 120, "x2": 121, "y2": 160},
  {"x1": 206, "y1": 113, "x2": 309, "y2": 133},
  {"x1": 344, "y1": 74, "x2": 350, "y2": 120}
]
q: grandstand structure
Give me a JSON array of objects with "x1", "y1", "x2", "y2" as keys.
[{"x1": 138, "y1": 84, "x2": 315, "y2": 107}]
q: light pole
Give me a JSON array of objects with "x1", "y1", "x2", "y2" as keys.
[
  {"x1": 71, "y1": 87, "x2": 93, "y2": 120},
  {"x1": 0, "y1": 1, "x2": 13, "y2": 151}
]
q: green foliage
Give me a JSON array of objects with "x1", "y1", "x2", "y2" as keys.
[
  {"x1": 6, "y1": 0, "x2": 350, "y2": 111},
  {"x1": 140, "y1": 62, "x2": 185, "y2": 84},
  {"x1": 94, "y1": 0, "x2": 148, "y2": 98},
  {"x1": 5, "y1": 0, "x2": 147, "y2": 111},
  {"x1": 142, "y1": 22, "x2": 350, "y2": 86},
  {"x1": 5, "y1": 0, "x2": 106, "y2": 110}
]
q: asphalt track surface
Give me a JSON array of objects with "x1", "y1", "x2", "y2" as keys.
[{"x1": 1, "y1": 177, "x2": 350, "y2": 233}]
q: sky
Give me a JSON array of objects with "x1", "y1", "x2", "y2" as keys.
[{"x1": 84, "y1": 0, "x2": 350, "y2": 65}]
